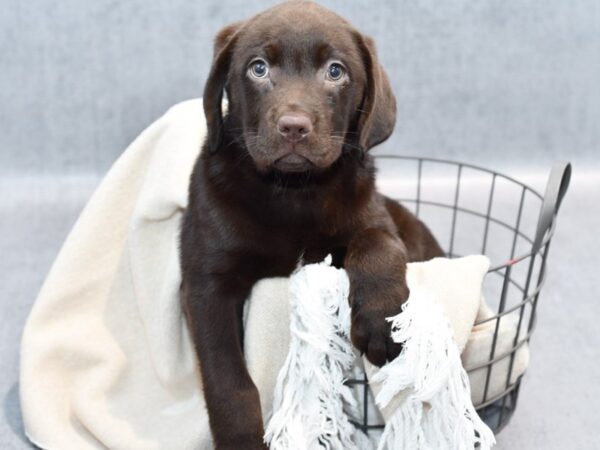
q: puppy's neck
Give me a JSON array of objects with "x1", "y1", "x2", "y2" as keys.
[{"x1": 201, "y1": 136, "x2": 377, "y2": 227}]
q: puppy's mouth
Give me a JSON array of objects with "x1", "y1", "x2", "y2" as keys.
[{"x1": 273, "y1": 153, "x2": 314, "y2": 173}]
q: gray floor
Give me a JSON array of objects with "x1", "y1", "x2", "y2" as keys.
[{"x1": 1, "y1": 169, "x2": 599, "y2": 449}]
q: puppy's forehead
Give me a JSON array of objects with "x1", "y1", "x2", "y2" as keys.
[{"x1": 236, "y1": 2, "x2": 360, "y2": 66}]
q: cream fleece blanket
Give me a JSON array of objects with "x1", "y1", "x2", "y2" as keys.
[{"x1": 20, "y1": 99, "x2": 528, "y2": 450}]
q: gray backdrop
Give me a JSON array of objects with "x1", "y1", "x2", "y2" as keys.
[
  {"x1": 1, "y1": 0, "x2": 599, "y2": 175},
  {"x1": 2, "y1": 1, "x2": 599, "y2": 449}
]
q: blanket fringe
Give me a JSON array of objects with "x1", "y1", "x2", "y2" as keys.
[
  {"x1": 266, "y1": 258, "x2": 495, "y2": 450},
  {"x1": 372, "y1": 286, "x2": 495, "y2": 450},
  {"x1": 264, "y1": 256, "x2": 369, "y2": 450}
]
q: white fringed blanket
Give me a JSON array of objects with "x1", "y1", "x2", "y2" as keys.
[
  {"x1": 20, "y1": 99, "x2": 528, "y2": 449},
  {"x1": 264, "y1": 255, "x2": 495, "y2": 450}
]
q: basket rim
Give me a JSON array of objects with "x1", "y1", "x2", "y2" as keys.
[
  {"x1": 374, "y1": 154, "x2": 544, "y2": 200},
  {"x1": 372, "y1": 154, "x2": 551, "y2": 272}
]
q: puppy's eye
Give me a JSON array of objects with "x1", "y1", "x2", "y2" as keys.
[
  {"x1": 249, "y1": 59, "x2": 269, "y2": 78},
  {"x1": 326, "y1": 63, "x2": 345, "y2": 81}
]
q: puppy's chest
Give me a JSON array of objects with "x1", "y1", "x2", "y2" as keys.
[
  {"x1": 292, "y1": 224, "x2": 353, "y2": 266},
  {"x1": 300, "y1": 237, "x2": 349, "y2": 268},
  {"x1": 275, "y1": 194, "x2": 357, "y2": 234},
  {"x1": 253, "y1": 213, "x2": 350, "y2": 259},
  {"x1": 241, "y1": 189, "x2": 360, "y2": 265}
]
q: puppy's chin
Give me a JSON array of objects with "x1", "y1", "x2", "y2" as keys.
[
  {"x1": 272, "y1": 154, "x2": 314, "y2": 173},
  {"x1": 246, "y1": 142, "x2": 344, "y2": 176}
]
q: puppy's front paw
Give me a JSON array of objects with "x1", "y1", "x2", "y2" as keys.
[{"x1": 349, "y1": 280, "x2": 409, "y2": 367}]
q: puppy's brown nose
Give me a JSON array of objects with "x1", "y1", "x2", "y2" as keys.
[{"x1": 277, "y1": 113, "x2": 313, "y2": 143}]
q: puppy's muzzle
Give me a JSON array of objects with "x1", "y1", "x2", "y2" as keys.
[{"x1": 273, "y1": 112, "x2": 315, "y2": 173}]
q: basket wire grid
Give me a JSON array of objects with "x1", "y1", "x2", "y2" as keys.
[{"x1": 346, "y1": 155, "x2": 571, "y2": 435}]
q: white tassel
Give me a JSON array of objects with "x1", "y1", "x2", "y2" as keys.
[
  {"x1": 372, "y1": 285, "x2": 495, "y2": 450},
  {"x1": 264, "y1": 256, "x2": 371, "y2": 450}
]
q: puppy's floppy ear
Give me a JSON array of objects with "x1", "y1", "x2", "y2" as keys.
[
  {"x1": 354, "y1": 34, "x2": 397, "y2": 151},
  {"x1": 203, "y1": 21, "x2": 245, "y2": 153}
]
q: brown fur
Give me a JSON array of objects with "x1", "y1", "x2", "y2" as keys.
[{"x1": 179, "y1": 2, "x2": 444, "y2": 448}]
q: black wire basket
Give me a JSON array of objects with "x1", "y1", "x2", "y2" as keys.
[{"x1": 346, "y1": 156, "x2": 572, "y2": 435}]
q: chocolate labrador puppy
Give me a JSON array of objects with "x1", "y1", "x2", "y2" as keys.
[{"x1": 180, "y1": 1, "x2": 443, "y2": 448}]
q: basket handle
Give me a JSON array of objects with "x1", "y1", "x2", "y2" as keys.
[{"x1": 531, "y1": 161, "x2": 572, "y2": 255}]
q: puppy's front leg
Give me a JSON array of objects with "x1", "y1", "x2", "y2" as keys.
[
  {"x1": 344, "y1": 227, "x2": 410, "y2": 367},
  {"x1": 183, "y1": 275, "x2": 267, "y2": 450}
]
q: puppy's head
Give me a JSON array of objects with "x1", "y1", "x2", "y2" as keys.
[{"x1": 204, "y1": 1, "x2": 396, "y2": 174}]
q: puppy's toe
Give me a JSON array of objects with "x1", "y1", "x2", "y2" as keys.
[
  {"x1": 386, "y1": 339, "x2": 403, "y2": 362},
  {"x1": 365, "y1": 332, "x2": 387, "y2": 367}
]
